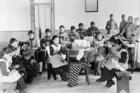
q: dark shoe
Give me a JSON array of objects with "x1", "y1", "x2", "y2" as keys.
[
  {"x1": 129, "y1": 76, "x2": 132, "y2": 80},
  {"x1": 53, "y1": 76, "x2": 57, "y2": 80},
  {"x1": 105, "y1": 80, "x2": 115, "y2": 88},
  {"x1": 47, "y1": 74, "x2": 51, "y2": 80},
  {"x1": 96, "y1": 77, "x2": 105, "y2": 82},
  {"x1": 38, "y1": 72, "x2": 42, "y2": 76}
]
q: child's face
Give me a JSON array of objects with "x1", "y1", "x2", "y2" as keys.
[
  {"x1": 79, "y1": 26, "x2": 83, "y2": 29},
  {"x1": 60, "y1": 28, "x2": 65, "y2": 33},
  {"x1": 53, "y1": 38, "x2": 59, "y2": 45},
  {"x1": 71, "y1": 29, "x2": 76, "y2": 33},
  {"x1": 46, "y1": 41, "x2": 50, "y2": 46},
  {"x1": 29, "y1": 33, "x2": 35, "y2": 39},
  {"x1": 97, "y1": 34, "x2": 102, "y2": 40},
  {"x1": 128, "y1": 17, "x2": 133, "y2": 23},
  {"x1": 11, "y1": 41, "x2": 19, "y2": 48},
  {"x1": 115, "y1": 44, "x2": 121, "y2": 50},
  {"x1": 46, "y1": 32, "x2": 51, "y2": 37}
]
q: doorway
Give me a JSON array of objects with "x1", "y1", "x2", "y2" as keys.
[{"x1": 31, "y1": 1, "x2": 55, "y2": 38}]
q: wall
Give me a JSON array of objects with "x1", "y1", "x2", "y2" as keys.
[
  {"x1": 0, "y1": 0, "x2": 31, "y2": 47},
  {"x1": 55, "y1": 0, "x2": 140, "y2": 29},
  {"x1": 0, "y1": 0, "x2": 140, "y2": 44},
  {"x1": 0, "y1": 0, "x2": 31, "y2": 31}
]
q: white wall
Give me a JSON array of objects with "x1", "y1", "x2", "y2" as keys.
[
  {"x1": 0, "y1": 0, "x2": 31, "y2": 31},
  {"x1": 34, "y1": 0, "x2": 51, "y2": 3},
  {"x1": 55, "y1": 0, "x2": 140, "y2": 29}
]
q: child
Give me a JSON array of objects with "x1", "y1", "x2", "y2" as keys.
[
  {"x1": 58, "y1": 25, "x2": 69, "y2": 48},
  {"x1": 58, "y1": 25, "x2": 69, "y2": 42},
  {"x1": 97, "y1": 39, "x2": 129, "y2": 88},
  {"x1": 93, "y1": 32, "x2": 105, "y2": 47},
  {"x1": 87, "y1": 21, "x2": 99, "y2": 36},
  {"x1": 35, "y1": 39, "x2": 49, "y2": 76},
  {"x1": 48, "y1": 35, "x2": 68, "y2": 81},
  {"x1": 90, "y1": 32, "x2": 105, "y2": 75},
  {"x1": 68, "y1": 26, "x2": 80, "y2": 42},
  {"x1": 76, "y1": 23, "x2": 87, "y2": 39},
  {"x1": 0, "y1": 47, "x2": 22, "y2": 93},
  {"x1": 43, "y1": 29, "x2": 52, "y2": 41}
]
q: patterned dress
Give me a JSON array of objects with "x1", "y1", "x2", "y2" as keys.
[{"x1": 68, "y1": 63, "x2": 86, "y2": 87}]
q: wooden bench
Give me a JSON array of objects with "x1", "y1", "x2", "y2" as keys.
[{"x1": 116, "y1": 71, "x2": 131, "y2": 93}]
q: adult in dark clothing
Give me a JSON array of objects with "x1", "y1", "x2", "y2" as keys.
[{"x1": 105, "y1": 14, "x2": 118, "y2": 35}]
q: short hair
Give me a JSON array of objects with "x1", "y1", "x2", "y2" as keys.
[
  {"x1": 128, "y1": 16, "x2": 133, "y2": 20},
  {"x1": 79, "y1": 23, "x2": 83, "y2": 27},
  {"x1": 115, "y1": 39, "x2": 123, "y2": 46},
  {"x1": 45, "y1": 28, "x2": 51, "y2": 33},
  {"x1": 28, "y1": 30, "x2": 34, "y2": 35},
  {"x1": 95, "y1": 32, "x2": 104, "y2": 39},
  {"x1": 40, "y1": 39, "x2": 46, "y2": 44},
  {"x1": 90, "y1": 21, "x2": 95, "y2": 25},
  {"x1": 71, "y1": 26, "x2": 76, "y2": 30},
  {"x1": 59, "y1": 25, "x2": 64, "y2": 29},
  {"x1": 3, "y1": 47, "x2": 16, "y2": 54},
  {"x1": 122, "y1": 14, "x2": 125, "y2": 17},
  {"x1": 9, "y1": 38, "x2": 17, "y2": 44},
  {"x1": 110, "y1": 14, "x2": 114, "y2": 17},
  {"x1": 109, "y1": 36, "x2": 116, "y2": 43},
  {"x1": 50, "y1": 35, "x2": 59, "y2": 45}
]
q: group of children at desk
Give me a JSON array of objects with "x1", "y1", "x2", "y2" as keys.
[{"x1": 0, "y1": 15, "x2": 140, "y2": 93}]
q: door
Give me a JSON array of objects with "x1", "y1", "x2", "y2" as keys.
[{"x1": 34, "y1": 3, "x2": 52, "y2": 38}]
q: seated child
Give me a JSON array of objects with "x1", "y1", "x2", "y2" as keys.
[
  {"x1": 97, "y1": 38, "x2": 129, "y2": 88},
  {"x1": 58, "y1": 25, "x2": 69, "y2": 42},
  {"x1": 90, "y1": 32, "x2": 106, "y2": 75},
  {"x1": 43, "y1": 29, "x2": 52, "y2": 41},
  {"x1": 0, "y1": 47, "x2": 23, "y2": 93},
  {"x1": 68, "y1": 26, "x2": 80, "y2": 42},
  {"x1": 76, "y1": 23, "x2": 87, "y2": 39},
  {"x1": 35, "y1": 39, "x2": 49, "y2": 76},
  {"x1": 48, "y1": 35, "x2": 68, "y2": 81}
]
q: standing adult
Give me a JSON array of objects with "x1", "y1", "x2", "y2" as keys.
[{"x1": 106, "y1": 14, "x2": 118, "y2": 35}]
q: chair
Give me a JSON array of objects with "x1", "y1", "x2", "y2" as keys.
[
  {"x1": 67, "y1": 49, "x2": 90, "y2": 85},
  {"x1": 116, "y1": 71, "x2": 131, "y2": 93}
]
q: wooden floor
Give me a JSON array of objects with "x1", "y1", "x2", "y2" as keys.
[{"x1": 25, "y1": 72, "x2": 140, "y2": 93}]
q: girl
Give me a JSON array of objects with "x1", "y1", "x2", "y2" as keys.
[
  {"x1": 90, "y1": 32, "x2": 106, "y2": 75},
  {"x1": 101, "y1": 39, "x2": 129, "y2": 88},
  {"x1": 48, "y1": 35, "x2": 68, "y2": 81},
  {"x1": 35, "y1": 39, "x2": 49, "y2": 76},
  {"x1": 0, "y1": 47, "x2": 22, "y2": 93}
]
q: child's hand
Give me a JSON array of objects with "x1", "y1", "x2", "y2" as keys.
[{"x1": 10, "y1": 69, "x2": 17, "y2": 75}]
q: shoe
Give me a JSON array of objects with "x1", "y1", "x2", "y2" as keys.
[
  {"x1": 129, "y1": 76, "x2": 132, "y2": 80},
  {"x1": 105, "y1": 80, "x2": 115, "y2": 88},
  {"x1": 96, "y1": 77, "x2": 105, "y2": 82}
]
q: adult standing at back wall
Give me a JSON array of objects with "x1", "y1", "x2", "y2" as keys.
[{"x1": 106, "y1": 14, "x2": 118, "y2": 35}]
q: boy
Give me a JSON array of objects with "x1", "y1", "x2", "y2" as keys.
[
  {"x1": 58, "y1": 25, "x2": 69, "y2": 41},
  {"x1": 76, "y1": 23, "x2": 87, "y2": 39},
  {"x1": 87, "y1": 21, "x2": 99, "y2": 36},
  {"x1": 68, "y1": 26, "x2": 80, "y2": 42},
  {"x1": 43, "y1": 29, "x2": 52, "y2": 42}
]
